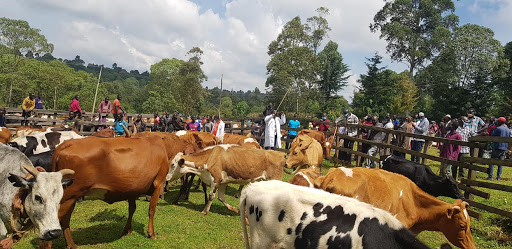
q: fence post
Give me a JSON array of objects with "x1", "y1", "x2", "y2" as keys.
[
  {"x1": 384, "y1": 130, "x2": 393, "y2": 157},
  {"x1": 356, "y1": 134, "x2": 363, "y2": 167},
  {"x1": 464, "y1": 147, "x2": 479, "y2": 200},
  {"x1": 240, "y1": 119, "x2": 245, "y2": 135},
  {"x1": 420, "y1": 140, "x2": 429, "y2": 165}
]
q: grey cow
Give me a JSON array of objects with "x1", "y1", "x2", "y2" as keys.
[{"x1": 0, "y1": 144, "x2": 74, "y2": 247}]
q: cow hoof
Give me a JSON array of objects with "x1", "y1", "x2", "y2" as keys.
[
  {"x1": 147, "y1": 233, "x2": 156, "y2": 239},
  {"x1": 229, "y1": 207, "x2": 239, "y2": 213},
  {"x1": 233, "y1": 193, "x2": 241, "y2": 199},
  {"x1": 122, "y1": 230, "x2": 133, "y2": 236},
  {"x1": 200, "y1": 210, "x2": 208, "y2": 215}
]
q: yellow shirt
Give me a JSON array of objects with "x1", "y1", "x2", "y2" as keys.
[{"x1": 22, "y1": 97, "x2": 35, "y2": 111}]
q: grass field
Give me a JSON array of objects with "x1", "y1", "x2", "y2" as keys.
[{"x1": 15, "y1": 148, "x2": 512, "y2": 248}]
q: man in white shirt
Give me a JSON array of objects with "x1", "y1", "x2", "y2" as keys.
[{"x1": 264, "y1": 110, "x2": 286, "y2": 150}]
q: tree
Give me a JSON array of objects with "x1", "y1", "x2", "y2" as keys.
[
  {"x1": 317, "y1": 40, "x2": 350, "y2": 106},
  {"x1": 0, "y1": 17, "x2": 54, "y2": 105},
  {"x1": 174, "y1": 47, "x2": 208, "y2": 114},
  {"x1": 370, "y1": 0, "x2": 458, "y2": 79},
  {"x1": 220, "y1": 96, "x2": 233, "y2": 117},
  {"x1": 305, "y1": 7, "x2": 331, "y2": 54},
  {"x1": 390, "y1": 72, "x2": 418, "y2": 115},
  {"x1": 233, "y1": 101, "x2": 250, "y2": 117}
]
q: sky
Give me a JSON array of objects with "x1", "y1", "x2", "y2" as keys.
[{"x1": 1, "y1": 0, "x2": 511, "y2": 102}]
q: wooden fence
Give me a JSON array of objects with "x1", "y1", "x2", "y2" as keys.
[{"x1": 3, "y1": 109, "x2": 511, "y2": 219}]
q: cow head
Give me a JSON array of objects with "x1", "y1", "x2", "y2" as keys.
[
  {"x1": 323, "y1": 136, "x2": 334, "y2": 159},
  {"x1": 439, "y1": 200, "x2": 475, "y2": 249},
  {"x1": 167, "y1": 153, "x2": 186, "y2": 181},
  {"x1": 285, "y1": 136, "x2": 321, "y2": 173},
  {"x1": 438, "y1": 175, "x2": 464, "y2": 200},
  {"x1": 7, "y1": 165, "x2": 74, "y2": 241}
]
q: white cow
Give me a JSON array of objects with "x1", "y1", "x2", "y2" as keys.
[
  {"x1": 0, "y1": 144, "x2": 74, "y2": 247},
  {"x1": 240, "y1": 180, "x2": 429, "y2": 249}
]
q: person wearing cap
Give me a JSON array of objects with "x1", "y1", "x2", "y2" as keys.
[
  {"x1": 487, "y1": 117, "x2": 510, "y2": 180},
  {"x1": 21, "y1": 93, "x2": 36, "y2": 126},
  {"x1": 454, "y1": 116, "x2": 476, "y2": 179},
  {"x1": 465, "y1": 108, "x2": 485, "y2": 134},
  {"x1": 439, "y1": 119, "x2": 462, "y2": 177},
  {"x1": 335, "y1": 109, "x2": 359, "y2": 165},
  {"x1": 439, "y1": 114, "x2": 452, "y2": 138},
  {"x1": 411, "y1": 112, "x2": 430, "y2": 163}
]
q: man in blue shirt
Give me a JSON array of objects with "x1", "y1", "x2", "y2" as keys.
[
  {"x1": 487, "y1": 117, "x2": 511, "y2": 180},
  {"x1": 113, "y1": 115, "x2": 128, "y2": 136},
  {"x1": 286, "y1": 114, "x2": 300, "y2": 149}
]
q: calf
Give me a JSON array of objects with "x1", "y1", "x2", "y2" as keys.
[
  {"x1": 382, "y1": 155, "x2": 464, "y2": 199},
  {"x1": 223, "y1": 133, "x2": 262, "y2": 149},
  {"x1": 296, "y1": 129, "x2": 334, "y2": 159},
  {"x1": 314, "y1": 167, "x2": 475, "y2": 249},
  {"x1": 240, "y1": 180, "x2": 429, "y2": 249},
  {"x1": 168, "y1": 145, "x2": 285, "y2": 215},
  {"x1": 286, "y1": 135, "x2": 323, "y2": 174},
  {"x1": 288, "y1": 168, "x2": 322, "y2": 188},
  {"x1": 0, "y1": 144, "x2": 74, "y2": 247},
  {"x1": 10, "y1": 130, "x2": 83, "y2": 156}
]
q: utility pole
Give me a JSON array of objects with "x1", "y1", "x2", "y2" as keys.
[
  {"x1": 91, "y1": 66, "x2": 103, "y2": 113},
  {"x1": 218, "y1": 74, "x2": 223, "y2": 118}
]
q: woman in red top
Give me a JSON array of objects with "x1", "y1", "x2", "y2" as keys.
[{"x1": 70, "y1": 95, "x2": 83, "y2": 117}]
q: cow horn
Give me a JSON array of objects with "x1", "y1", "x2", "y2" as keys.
[
  {"x1": 132, "y1": 124, "x2": 138, "y2": 135},
  {"x1": 58, "y1": 169, "x2": 75, "y2": 176},
  {"x1": 453, "y1": 206, "x2": 461, "y2": 210},
  {"x1": 23, "y1": 165, "x2": 40, "y2": 177},
  {"x1": 121, "y1": 123, "x2": 131, "y2": 138},
  {"x1": 463, "y1": 201, "x2": 469, "y2": 208}
]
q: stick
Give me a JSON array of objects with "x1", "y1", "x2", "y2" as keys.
[
  {"x1": 91, "y1": 66, "x2": 103, "y2": 113},
  {"x1": 276, "y1": 86, "x2": 293, "y2": 112}
]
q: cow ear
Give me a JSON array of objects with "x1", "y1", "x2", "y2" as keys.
[
  {"x1": 178, "y1": 159, "x2": 185, "y2": 168},
  {"x1": 8, "y1": 174, "x2": 34, "y2": 189},
  {"x1": 447, "y1": 206, "x2": 461, "y2": 218},
  {"x1": 62, "y1": 179, "x2": 74, "y2": 189}
]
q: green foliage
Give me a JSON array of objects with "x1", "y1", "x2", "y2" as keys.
[
  {"x1": 390, "y1": 72, "x2": 418, "y2": 115},
  {"x1": 370, "y1": 0, "x2": 458, "y2": 78},
  {"x1": 0, "y1": 17, "x2": 54, "y2": 57},
  {"x1": 317, "y1": 41, "x2": 350, "y2": 106},
  {"x1": 233, "y1": 101, "x2": 250, "y2": 117},
  {"x1": 219, "y1": 96, "x2": 232, "y2": 117}
]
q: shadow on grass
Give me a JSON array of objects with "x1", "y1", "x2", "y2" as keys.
[{"x1": 29, "y1": 208, "x2": 146, "y2": 248}]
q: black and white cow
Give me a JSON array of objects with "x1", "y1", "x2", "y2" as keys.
[
  {"x1": 28, "y1": 150, "x2": 55, "y2": 172},
  {"x1": 9, "y1": 131, "x2": 83, "y2": 156},
  {"x1": 381, "y1": 155, "x2": 464, "y2": 200},
  {"x1": 240, "y1": 180, "x2": 429, "y2": 249}
]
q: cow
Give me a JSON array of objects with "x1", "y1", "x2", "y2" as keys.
[
  {"x1": 0, "y1": 127, "x2": 11, "y2": 144},
  {"x1": 286, "y1": 135, "x2": 323, "y2": 174},
  {"x1": 168, "y1": 145, "x2": 285, "y2": 215},
  {"x1": 28, "y1": 150, "x2": 55, "y2": 172},
  {"x1": 314, "y1": 167, "x2": 475, "y2": 249},
  {"x1": 288, "y1": 168, "x2": 322, "y2": 188},
  {"x1": 9, "y1": 131, "x2": 83, "y2": 156},
  {"x1": 0, "y1": 144, "x2": 74, "y2": 248},
  {"x1": 240, "y1": 180, "x2": 429, "y2": 249},
  {"x1": 296, "y1": 129, "x2": 334, "y2": 159},
  {"x1": 223, "y1": 133, "x2": 262, "y2": 149},
  {"x1": 45, "y1": 136, "x2": 170, "y2": 249},
  {"x1": 173, "y1": 130, "x2": 221, "y2": 149},
  {"x1": 382, "y1": 155, "x2": 464, "y2": 200},
  {"x1": 92, "y1": 128, "x2": 115, "y2": 138}
]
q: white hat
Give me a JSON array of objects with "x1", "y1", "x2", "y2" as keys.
[{"x1": 418, "y1": 112, "x2": 425, "y2": 117}]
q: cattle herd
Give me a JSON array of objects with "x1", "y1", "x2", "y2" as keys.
[{"x1": 0, "y1": 126, "x2": 476, "y2": 249}]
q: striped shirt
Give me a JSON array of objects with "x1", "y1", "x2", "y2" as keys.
[{"x1": 456, "y1": 126, "x2": 476, "y2": 154}]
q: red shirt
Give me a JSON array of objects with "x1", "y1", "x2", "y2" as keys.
[
  {"x1": 440, "y1": 131, "x2": 462, "y2": 160},
  {"x1": 312, "y1": 119, "x2": 331, "y2": 131},
  {"x1": 112, "y1": 99, "x2": 121, "y2": 114},
  {"x1": 70, "y1": 99, "x2": 82, "y2": 113}
]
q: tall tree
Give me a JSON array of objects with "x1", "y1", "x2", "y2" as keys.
[
  {"x1": 175, "y1": 47, "x2": 207, "y2": 114},
  {"x1": 305, "y1": 7, "x2": 331, "y2": 54},
  {"x1": 370, "y1": 0, "x2": 458, "y2": 79},
  {"x1": 390, "y1": 72, "x2": 418, "y2": 115},
  {"x1": 317, "y1": 40, "x2": 350, "y2": 107}
]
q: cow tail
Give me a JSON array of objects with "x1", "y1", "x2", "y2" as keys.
[{"x1": 240, "y1": 194, "x2": 250, "y2": 249}]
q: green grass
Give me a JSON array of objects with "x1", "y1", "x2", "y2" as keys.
[{"x1": 15, "y1": 148, "x2": 512, "y2": 248}]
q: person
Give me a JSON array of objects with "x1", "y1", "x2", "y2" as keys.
[
  {"x1": 439, "y1": 119, "x2": 462, "y2": 177},
  {"x1": 335, "y1": 109, "x2": 359, "y2": 165},
  {"x1": 171, "y1": 112, "x2": 186, "y2": 131},
  {"x1": 113, "y1": 115, "x2": 128, "y2": 136},
  {"x1": 151, "y1": 112, "x2": 160, "y2": 132},
  {"x1": 487, "y1": 117, "x2": 511, "y2": 180},
  {"x1": 0, "y1": 107, "x2": 6, "y2": 127},
  {"x1": 411, "y1": 112, "x2": 430, "y2": 163},
  {"x1": 439, "y1": 114, "x2": 452, "y2": 138},
  {"x1": 454, "y1": 117, "x2": 476, "y2": 179},
  {"x1": 264, "y1": 110, "x2": 286, "y2": 150},
  {"x1": 286, "y1": 114, "x2": 300, "y2": 149},
  {"x1": 161, "y1": 111, "x2": 172, "y2": 132},
  {"x1": 203, "y1": 116, "x2": 213, "y2": 133},
  {"x1": 365, "y1": 116, "x2": 384, "y2": 168},
  {"x1": 21, "y1": 93, "x2": 36, "y2": 126},
  {"x1": 395, "y1": 116, "x2": 414, "y2": 158},
  {"x1": 393, "y1": 115, "x2": 400, "y2": 130},
  {"x1": 112, "y1": 95, "x2": 124, "y2": 120},
  {"x1": 69, "y1": 95, "x2": 83, "y2": 117},
  {"x1": 361, "y1": 115, "x2": 374, "y2": 154},
  {"x1": 187, "y1": 116, "x2": 201, "y2": 131},
  {"x1": 134, "y1": 114, "x2": 147, "y2": 133},
  {"x1": 212, "y1": 115, "x2": 225, "y2": 141},
  {"x1": 35, "y1": 94, "x2": 43, "y2": 109},
  {"x1": 98, "y1": 97, "x2": 112, "y2": 122},
  {"x1": 263, "y1": 103, "x2": 274, "y2": 117},
  {"x1": 312, "y1": 113, "x2": 330, "y2": 132},
  {"x1": 465, "y1": 108, "x2": 485, "y2": 134},
  {"x1": 62, "y1": 111, "x2": 80, "y2": 129}
]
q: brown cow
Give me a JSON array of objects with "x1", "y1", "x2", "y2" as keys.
[
  {"x1": 222, "y1": 133, "x2": 262, "y2": 149},
  {"x1": 45, "y1": 136, "x2": 170, "y2": 249},
  {"x1": 92, "y1": 128, "x2": 115, "y2": 138},
  {"x1": 172, "y1": 130, "x2": 220, "y2": 149},
  {"x1": 296, "y1": 129, "x2": 334, "y2": 159},
  {"x1": 288, "y1": 167, "x2": 322, "y2": 187},
  {"x1": 0, "y1": 127, "x2": 11, "y2": 144},
  {"x1": 314, "y1": 167, "x2": 475, "y2": 249},
  {"x1": 168, "y1": 145, "x2": 285, "y2": 215},
  {"x1": 286, "y1": 135, "x2": 323, "y2": 173}
]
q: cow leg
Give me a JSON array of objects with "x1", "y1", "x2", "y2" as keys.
[
  {"x1": 202, "y1": 181, "x2": 208, "y2": 204},
  {"x1": 233, "y1": 184, "x2": 244, "y2": 198},
  {"x1": 172, "y1": 174, "x2": 191, "y2": 204},
  {"x1": 218, "y1": 184, "x2": 238, "y2": 213},
  {"x1": 123, "y1": 198, "x2": 136, "y2": 236},
  {"x1": 60, "y1": 199, "x2": 78, "y2": 249},
  {"x1": 147, "y1": 185, "x2": 161, "y2": 239},
  {"x1": 201, "y1": 184, "x2": 218, "y2": 215},
  {"x1": 185, "y1": 174, "x2": 196, "y2": 200}
]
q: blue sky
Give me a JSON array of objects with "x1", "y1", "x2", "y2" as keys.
[{"x1": 1, "y1": 0, "x2": 510, "y2": 101}]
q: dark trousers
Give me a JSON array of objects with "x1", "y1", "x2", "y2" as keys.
[
  {"x1": 286, "y1": 134, "x2": 296, "y2": 149},
  {"x1": 411, "y1": 140, "x2": 425, "y2": 163},
  {"x1": 21, "y1": 110, "x2": 31, "y2": 126},
  {"x1": 338, "y1": 139, "x2": 354, "y2": 163}
]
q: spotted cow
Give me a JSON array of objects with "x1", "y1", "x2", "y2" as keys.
[
  {"x1": 168, "y1": 145, "x2": 285, "y2": 215},
  {"x1": 9, "y1": 131, "x2": 83, "y2": 156},
  {"x1": 314, "y1": 167, "x2": 475, "y2": 249},
  {"x1": 240, "y1": 180, "x2": 429, "y2": 249}
]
